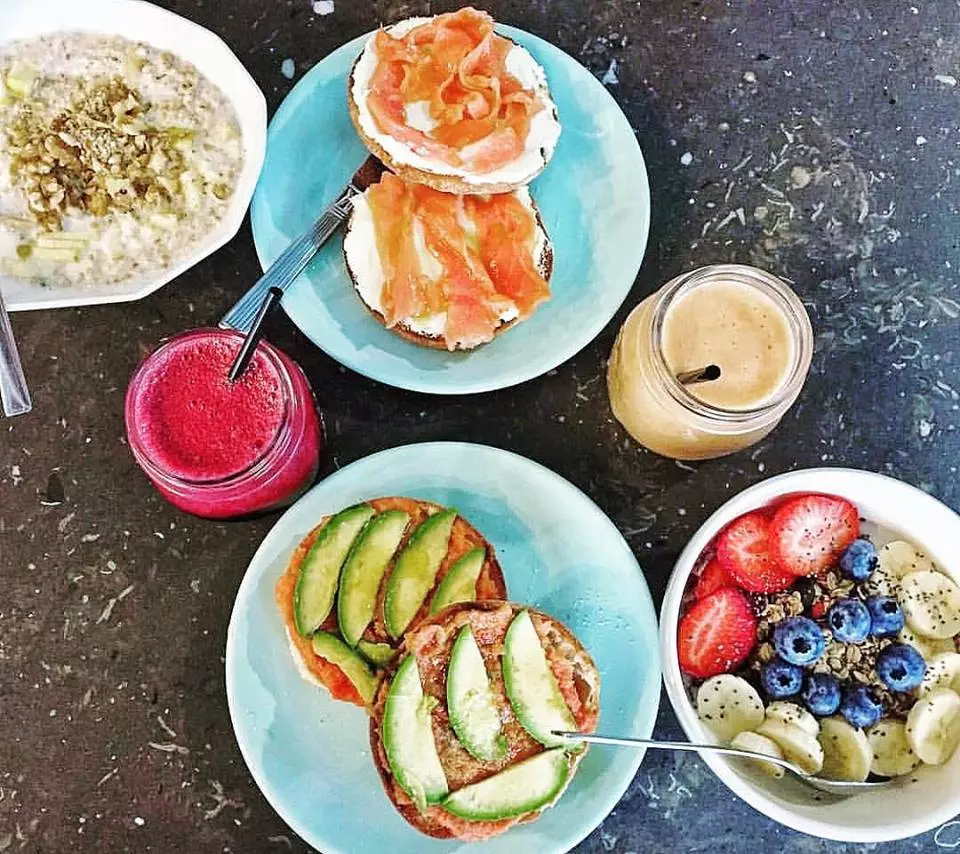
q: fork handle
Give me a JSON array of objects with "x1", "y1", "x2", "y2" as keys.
[
  {"x1": 219, "y1": 186, "x2": 358, "y2": 332},
  {"x1": 0, "y1": 289, "x2": 31, "y2": 417}
]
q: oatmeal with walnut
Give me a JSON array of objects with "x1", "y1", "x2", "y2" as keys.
[{"x1": 0, "y1": 33, "x2": 243, "y2": 287}]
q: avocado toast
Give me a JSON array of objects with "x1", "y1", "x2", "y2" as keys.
[
  {"x1": 275, "y1": 497, "x2": 507, "y2": 707},
  {"x1": 369, "y1": 601, "x2": 600, "y2": 841}
]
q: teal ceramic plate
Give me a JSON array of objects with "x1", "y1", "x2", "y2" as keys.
[
  {"x1": 250, "y1": 28, "x2": 650, "y2": 394},
  {"x1": 226, "y1": 442, "x2": 660, "y2": 854}
]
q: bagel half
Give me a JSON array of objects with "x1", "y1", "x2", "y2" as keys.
[
  {"x1": 343, "y1": 178, "x2": 554, "y2": 351},
  {"x1": 369, "y1": 600, "x2": 600, "y2": 841},
  {"x1": 348, "y1": 12, "x2": 561, "y2": 196},
  {"x1": 275, "y1": 498, "x2": 507, "y2": 707}
]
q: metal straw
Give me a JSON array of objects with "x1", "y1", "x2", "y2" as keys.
[
  {"x1": 676, "y1": 364, "x2": 721, "y2": 385},
  {"x1": 227, "y1": 286, "x2": 283, "y2": 382}
]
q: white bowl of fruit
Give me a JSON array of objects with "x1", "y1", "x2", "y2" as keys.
[{"x1": 660, "y1": 468, "x2": 960, "y2": 842}]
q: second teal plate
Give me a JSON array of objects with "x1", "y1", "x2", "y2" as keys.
[
  {"x1": 250, "y1": 27, "x2": 650, "y2": 394},
  {"x1": 226, "y1": 442, "x2": 660, "y2": 853}
]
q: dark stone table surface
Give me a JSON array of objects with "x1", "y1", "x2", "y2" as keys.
[{"x1": 2, "y1": 0, "x2": 958, "y2": 851}]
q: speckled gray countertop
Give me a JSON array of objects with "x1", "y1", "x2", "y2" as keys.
[{"x1": 1, "y1": 1, "x2": 958, "y2": 852}]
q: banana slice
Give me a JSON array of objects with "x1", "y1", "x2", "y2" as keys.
[
  {"x1": 817, "y1": 717, "x2": 872, "y2": 782},
  {"x1": 731, "y1": 730, "x2": 785, "y2": 779},
  {"x1": 898, "y1": 626, "x2": 956, "y2": 661},
  {"x1": 697, "y1": 675, "x2": 765, "y2": 741},
  {"x1": 900, "y1": 570, "x2": 960, "y2": 639},
  {"x1": 906, "y1": 688, "x2": 960, "y2": 765},
  {"x1": 880, "y1": 540, "x2": 935, "y2": 576},
  {"x1": 756, "y1": 718, "x2": 825, "y2": 775},
  {"x1": 869, "y1": 540, "x2": 934, "y2": 596},
  {"x1": 867, "y1": 719, "x2": 921, "y2": 777},
  {"x1": 764, "y1": 701, "x2": 820, "y2": 737},
  {"x1": 918, "y1": 652, "x2": 960, "y2": 698}
]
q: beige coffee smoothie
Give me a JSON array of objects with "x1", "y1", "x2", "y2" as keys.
[
  {"x1": 660, "y1": 279, "x2": 795, "y2": 411},
  {"x1": 607, "y1": 265, "x2": 813, "y2": 460}
]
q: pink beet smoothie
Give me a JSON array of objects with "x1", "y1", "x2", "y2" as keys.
[{"x1": 125, "y1": 329, "x2": 322, "y2": 519}]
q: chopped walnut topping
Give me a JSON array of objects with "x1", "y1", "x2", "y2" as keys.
[{"x1": 5, "y1": 75, "x2": 210, "y2": 230}]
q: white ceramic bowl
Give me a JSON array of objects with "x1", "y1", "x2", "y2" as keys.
[
  {"x1": 3, "y1": 0, "x2": 266, "y2": 311},
  {"x1": 660, "y1": 467, "x2": 960, "y2": 843}
]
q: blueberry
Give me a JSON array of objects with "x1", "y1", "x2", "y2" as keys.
[
  {"x1": 839, "y1": 684, "x2": 884, "y2": 728},
  {"x1": 840, "y1": 538, "x2": 877, "y2": 581},
  {"x1": 866, "y1": 595, "x2": 906, "y2": 637},
  {"x1": 773, "y1": 616, "x2": 826, "y2": 666},
  {"x1": 876, "y1": 643, "x2": 926, "y2": 692},
  {"x1": 761, "y1": 656, "x2": 805, "y2": 699},
  {"x1": 826, "y1": 598, "x2": 872, "y2": 644},
  {"x1": 802, "y1": 672, "x2": 842, "y2": 716}
]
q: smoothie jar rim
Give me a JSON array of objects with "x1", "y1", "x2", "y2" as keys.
[
  {"x1": 648, "y1": 263, "x2": 814, "y2": 427},
  {"x1": 124, "y1": 327, "x2": 297, "y2": 490}
]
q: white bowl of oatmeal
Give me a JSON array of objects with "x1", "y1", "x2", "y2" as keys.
[
  {"x1": 660, "y1": 468, "x2": 960, "y2": 842},
  {"x1": 0, "y1": 0, "x2": 266, "y2": 310}
]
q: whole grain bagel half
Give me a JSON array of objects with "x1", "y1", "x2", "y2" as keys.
[
  {"x1": 343, "y1": 181, "x2": 554, "y2": 351},
  {"x1": 347, "y1": 12, "x2": 561, "y2": 196},
  {"x1": 275, "y1": 498, "x2": 507, "y2": 707},
  {"x1": 369, "y1": 600, "x2": 600, "y2": 841}
]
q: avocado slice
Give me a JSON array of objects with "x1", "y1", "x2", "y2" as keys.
[
  {"x1": 294, "y1": 504, "x2": 375, "y2": 636},
  {"x1": 357, "y1": 640, "x2": 396, "y2": 668},
  {"x1": 383, "y1": 655, "x2": 449, "y2": 812},
  {"x1": 502, "y1": 611, "x2": 577, "y2": 748},
  {"x1": 384, "y1": 509, "x2": 457, "y2": 639},
  {"x1": 430, "y1": 547, "x2": 486, "y2": 614},
  {"x1": 442, "y1": 748, "x2": 571, "y2": 820},
  {"x1": 310, "y1": 630, "x2": 378, "y2": 704},
  {"x1": 337, "y1": 510, "x2": 410, "y2": 647},
  {"x1": 447, "y1": 626, "x2": 507, "y2": 761}
]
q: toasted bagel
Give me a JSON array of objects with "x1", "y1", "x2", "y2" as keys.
[
  {"x1": 347, "y1": 14, "x2": 561, "y2": 196},
  {"x1": 343, "y1": 181, "x2": 553, "y2": 351},
  {"x1": 369, "y1": 600, "x2": 600, "y2": 841},
  {"x1": 276, "y1": 498, "x2": 507, "y2": 707}
]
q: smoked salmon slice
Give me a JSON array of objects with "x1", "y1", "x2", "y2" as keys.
[
  {"x1": 364, "y1": 175, "x2": 438, "y2": 324},
  {"x1": 362, "y1": 173, "x2": 551, "y2": 350},
  {"x1": 365, "y1": 8, "x2": 544, "y2": 173},
  {"x1": 464, "y1": 193, "x2": 551, "y2": 317}
]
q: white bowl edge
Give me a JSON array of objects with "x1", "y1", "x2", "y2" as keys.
[
  {"x1": 2, "y1": 0, "x2": 266, "y2": 311},
  {"x1": 659, "y1": 467, "x2": 960, "y2": 843}
]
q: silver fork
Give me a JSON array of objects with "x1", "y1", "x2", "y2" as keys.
[{"x1": 220, "y1": 156, "x2": 385, "y2": 332}]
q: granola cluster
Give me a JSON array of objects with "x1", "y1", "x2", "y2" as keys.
[{"x1": 747, "y1": 571, "x2": 917, "y2": 718}]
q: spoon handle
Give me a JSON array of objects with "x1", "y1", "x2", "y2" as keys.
[
  {"x1": 0, "y1": 290, "x2": 31, "y2": 417},
  {"x1": 554, "y1": 731, "x2": 803, "y2": 776}
]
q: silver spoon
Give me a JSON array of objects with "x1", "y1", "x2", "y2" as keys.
[
  {"x1": 554, "y1": 731, "x2": 892, "y2": 797},
  {"x1": 0, "y1": 287, "x2": 30, "y2": 417}
]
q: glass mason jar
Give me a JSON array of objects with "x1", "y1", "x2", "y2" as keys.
[
  {"x1": 125, "y1": 328, "x2": 322, "y2": 519},
  {"x1": 607, "y1": 264, "x2": 814, "y2": 461}
]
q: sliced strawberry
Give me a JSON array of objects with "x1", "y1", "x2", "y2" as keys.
[
  {"x1": 678, "y1": 588, "x2": 757, "y2": 679},
  {"x1": 693, "y1": 558, "x2": 735, "y2": 599},
  {"x1": 715, "y1": 511, "x2": 796, "y2": 593},
  {"x1": 770, "y1": 493, "x2": 860, "y2": 576},
  {"x1": 810, "y1": 599, "x2": 827, "y2": 619}
]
